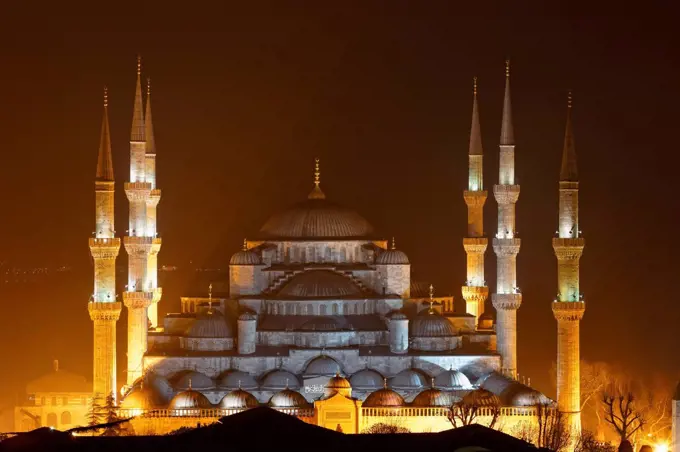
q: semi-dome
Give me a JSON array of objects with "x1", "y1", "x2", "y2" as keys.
[
  {"x1": 120, "y1": 387, "x2": 160, "y2": 410},
  {"x1": 260, "y1": 196, "x2": 373, "y2": 239},
  {"x1": 261, "y1": 369, "x2": 301, "y2": 390},
  {"x1": 269, "y1": 389, "x2": 310, "y2": 408},
  {"x1": 187, "y1": 310, "x2": 233, "y2": 338},
  {"x1": 219, "y1": 389, "x2": 260, "y2": 409},
  {"x1": 434, "y1": 369, "x2": 472, "y2": 389},
  {"x1": 411, "y1": 311, "x2": 456, "y2": 337},
  {"x1": 350, "y1": 369, "x2": 384, "y2": 390},
  {"x1": 376, "y1": 247, "x2": 409, "y2": 265},
  {"x1": 230, "y1": 249, "x2": 262, "y2": 265},
  {"x1": 218, "y1": 370, "x2": 258, "y2": 390},
  {"x1": 238, "y1": 311, "x2": 257, "y2": 321},
  {"x1": 304, "y1": 355, "x2": 342, "y2": 376},
  {"x1": 277, "y1": 270, "x2": 363, "y2": 298},
  {"x1": 363, "y1": 387, "x2": 405, "y2": 407},
  {"x1": 172, "y1": 371, "x2": 215, "y2": 391},
  {"x1": 169, "y1": 389, "x2": 212, "y2": 409},
  {"x1": 389, "y1": 368, "x2": 429, "y2": 390},
  {"x1": 411, "y1": 388, "x2": 455, "y2": 407}
]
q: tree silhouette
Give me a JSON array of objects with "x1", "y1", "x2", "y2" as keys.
[{"x1": 602, "y1": 389, "x2": 645, "y2": 445}]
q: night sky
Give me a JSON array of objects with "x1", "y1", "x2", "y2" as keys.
[{"x1": 0, "y1": 5, "x2": 678, "y2": 403}]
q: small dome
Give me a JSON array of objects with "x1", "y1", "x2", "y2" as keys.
[
  {"x1": 299, "y1": 316, "x2": 342, "y2": 331},
  {"x1": 478, "y1": 311, "x2": 494, "y2": 329},
  {"x1": 411, "y1": 388, "x2": 455, "y2": 407},
  {"x1": 188, "y1": 310, "x2": 233, "y2": 338},
  {"x1": 230, "y1": 248, "x2": 262, "y2": 265},
  {"x1": 261, "y1": 369, "x2": 301, "y2": 390},
  {"x1": 172, "y1": 371, "x2": 215, "y2": 391},
  {"x1": 169, "y1": 389, "x2": 212, "y2": 409},
  {"x1": 326, "y1": 374, "x2": 351, "y2": 389},
  {"x1": 411, "y1": 311, "x2": 456, "y2": 337},
  {"x1": 386, "y1": 311, "x2": 408, "y2": 321},
  {"x1": 238, "y1": 311, "x2": 257, "y2": 321},
  {"x1": 269, "y1": 389, "x2": 310, "y2": 408},
  {"x1": 120, "y1": 387, "x2": 159, "y2": 410},
  {"x1": 277, "y1": 270, "x2": 363, "y2": 298},
  {"x1": 376, "y1": 248, "x2": 409, "y2": 265},
  {"x1": 363, "y1": 388, "x2": 405, "y2": 407},
  {"x1": 218, "y1": 370, "x2": 258, "y2": 390},
  {"x1": 479, "y1": 372, "x2": 552, "y2": 407},
  {"x1": 461, "y1": 389, "x2": 501, "y2": 407},
  {"x1": 434, "y1": 369, "x2": 472, "y2": 390},
  {"x1": 304, "y1": 355, "x2": 342, "y2": 376},
  {"x1": 350, "y1": 369, "x2": 384, "y2": 390},
  {"x1": 219, "y1": 389, "x2": 260, "y2": 409},
  {"x1": 389, "y1": 368, "x2": 429, "y2": 390}
]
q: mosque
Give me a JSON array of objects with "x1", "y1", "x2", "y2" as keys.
[{"x1": 84, "y1": 58, "x2": 588, "y2": 437}]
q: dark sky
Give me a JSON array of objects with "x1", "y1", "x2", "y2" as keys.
[{"x1": 0, "y1": 5, "x2": 678, "y2": 402}]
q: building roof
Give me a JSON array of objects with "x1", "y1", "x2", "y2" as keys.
[
  {"x1": 304, "y1": 355, "x2": 342, "y2": 376},
  {"x1": 187, "y1": 310, "x2": 233, "y2": 338},
  {"x1": 375, "y1": 247, "x2": 409, "y2": 265},
  {"x1": 326, "y1": 374, "x2": 351, "y2": 389},
  {"x1": 259, "y1": 314, "x2": 386, "y2": 332},
  {"x1": 261, "y1": 369, "x2": 301, "y2": 390},
  {"x1": 171, "y1": 371, "x2": 215, "y2": 390},
  {"x1": 411, "y1": 388, "x2": 456, "y2": 407},
  {"x1": 120, "y1": 387, "x2": 161, "y2": 410},
  {"x1": 276, "y1": 270, "x2": 365, "y2": 299},
  {"x1": 259, "y1": 197, "x2": 374, "y2": 239},
  {"x1": 434, "y1": 369, "x2": 472, "y2": 389},
  {"x1": 168, "y1": 389, "x2": 212, "y2": 409},
  {"x1": 389, "y1": 368, "x2": 429, "y2": 390},
  {"x1": 230, "y1": 249, "x2": 262, "y2": 265}
]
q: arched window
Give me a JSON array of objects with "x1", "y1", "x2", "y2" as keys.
[
  {"x1": 296, "y1": 304, "x2": 303, "y2": 315},
  {"x1": 319, "y1": 305, "x2": 327, "y2": 315},
  {"x1": 332, "y1": 304, "x2": 339, "y2": 315},
  {"x1": 307, "y1": 304, "x2": 314, "y2": 315},
  {"x1": 286, "y1": 303, "x2": 294, "y2": 315},
  {"x1": 61, "y1": 411, "x2": 72, "y2": 425},
  {"x1": 46, "y1": 413, "x2": 57, "y2": 428}
]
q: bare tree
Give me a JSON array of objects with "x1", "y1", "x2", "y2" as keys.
[
  {"x1": 362, "y1": 423, "x2": 410, "y2": 434},
  {"x1": 511, "y1": 405, "x2": 570, "y2": 451},
  {"x1": 574, "y1": 430, "x2": 616, "y2": 452},
  {"x1": 602, "y1": 390, "x2": 645, "y2": 444},
  {"x1": 448, "y1": 390, "x2": 500, "y2": 429}
]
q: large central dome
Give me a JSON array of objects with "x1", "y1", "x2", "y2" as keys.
[{"x1": 259, "y1": 186, "x2": 373, "y2": 239}]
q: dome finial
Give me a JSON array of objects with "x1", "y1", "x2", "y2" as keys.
[
  {"x1": 505, "y1": 59, "x2": 510, "y2": 78},
  {"x1": 308, "y1": 157, "x2": 326, "y2": 199},
  {"x1": 188, "y1": 377, "x2": 192, "y2": 390},
  {"x1": 137, "y1": 55, "x2": 142, "y2": 76},
  {"x1": 238, "y1": 379, "x2": 242, "y2": 389},
  {"x1": 104, "y1": 86, "x2": 108, "y2": 108},
  {"x1": 391, "y1": 237, "x2": 396, "y2": 250},
  {"x1": 429, "y1": 284, "x2": 435, "y2": 313},
  {"x1": 147, "y1": 77, "x2": 151, "y2": 96},
  {"x1": 473, "y1": 76, "x2": 478, "y2": 97},
  {"x1": 242, "y1": 238, "x2": 248, "y2": 251},
  {"x1": 567, "y1": 90, "x2": 573, "y2": 109},
  {"x1": 431, "y1": 377, "x2": 435, "y2": 388},
  {"x1": 207, "y1": 283, "x2": 213, "y2": 313},
  {"x1": 383, "y1": 377, "x2": 388, "y2": 389}
]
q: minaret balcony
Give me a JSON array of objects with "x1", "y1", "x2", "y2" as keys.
[
  {"x1": 492, "y1": 238, "x2": 521, "y2": 256},
  {"x1": 122, "y1": 291, "x2": 157, "y2": 309},
  {"x1": 463, "y1": 237, "x2": 488, "y2": 253},
  {"x1": 124, "y1": 182, "x2": 152, "y2": 201},
  {"x1": 492, "y1": 293, "x2": 522, "y2": 310},
  {"x1": 552, "y1": 301, "x2": 585, "y2": 321},
  {"x1": 463, "y1": 190, "x2": 488, "y2": 207},
  {"x1": 462, "y1": 285, "x2": 489, "y2": 302},
  {"x1": 88, "y1": 301, "x2": 122, "y2": 321},
  {"x1": 552, "y1": 238, "x2": 584, "y2": 260},
  {"x1": 493, "y1": 184, "x2": 520, "y2": 204}
]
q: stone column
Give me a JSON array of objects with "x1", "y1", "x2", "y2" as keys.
[{"x1": 89, "y1": 302, "x2": 121, "y2": 401}]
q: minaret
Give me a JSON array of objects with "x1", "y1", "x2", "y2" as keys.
[
  {"x1": 123, "y1": 57, "x2": 159, "y2": 385},
  {"x1": 552, "y1": 92, "x2": 585, "y2": 436},
  {"x1": 492, "y1": 60, "x2": 522, "y2": 378},
  {"x1": 462, "y1": 77, "x2": 489, "y2": 324},
  {"x1": 88, "y1": 87, "x2": 122, "y2": 400},
  {"x1": 144, "y1": 77, "x2": 162, "y2": 328}
]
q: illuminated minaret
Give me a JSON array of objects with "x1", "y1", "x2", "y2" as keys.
[
  {"x1": 88, "y1": 87, "x2": 122, "y2": 400},
  {"x1": 144, "y1": 77, "x2": 162, "y2": 328},
  {"x1": 462, "y1": 77, "x2": 489, "y2": 324},
  {"x1": 123, "y1": 57, "x2": 159, "y2": 384},
  {"x1": 552, "y1": 92, "x2": 585, "y2": 436},
  {"x1": 491, "y1": 60, "x2": 521, "y2": 378}
]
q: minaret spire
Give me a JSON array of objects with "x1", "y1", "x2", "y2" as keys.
[
  {"x1": 463, "y1": 76, "x2": 489, "y2": 324},
  {"x1": 553, "y1": 90, "x2": 585, "y2": 440},
  {"x1": 145, "y1": 77, "x2": 156, "y2": 157},
  {"x1": 492, "y1": 59, "x2": 522, "y2": 378},
  {"x1": 560, "y1": 92, "x2": 578, "y2": 182},
  {"x1": 96, "y1": 87, "x2": 114, "y2": 182},
  {"x1": 131, "y1": 55, "x2": 145, "y2": 143},
  {"x1": 500, "y1": 59, "x2": 514, "y2": 147}
]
